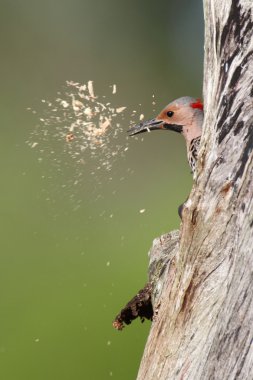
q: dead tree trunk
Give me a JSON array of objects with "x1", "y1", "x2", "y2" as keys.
[{"x1": 137, "y1": 1, "x2": 253, "y2": 379}]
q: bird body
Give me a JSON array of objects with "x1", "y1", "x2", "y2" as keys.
[
  {"x1": 128, "y1": 97, "x2": 204, "y2": 178},
  {"x1": 187, "y1": 136, "x2": 201, "y2": 176}
]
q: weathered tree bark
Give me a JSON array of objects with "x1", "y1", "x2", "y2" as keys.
[{"x1": 137, "y1": 1, "x2": 253, "y2": 379}]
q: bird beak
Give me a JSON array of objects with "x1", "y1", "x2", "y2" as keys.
[
  {"x1": 127, "y1": 118, "x2": 164, "y2": 136},
  {"x1": 127, "y1": 119, "x2": 183, "y2": 136}
]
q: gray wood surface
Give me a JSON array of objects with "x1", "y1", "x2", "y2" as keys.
[{"x1": 137, "y1": 1, "x2": 253, "y2": 378}]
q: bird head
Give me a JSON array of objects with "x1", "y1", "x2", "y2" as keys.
[{"x1": 128, "y1": 97, "x2": 203, "y2": 144}]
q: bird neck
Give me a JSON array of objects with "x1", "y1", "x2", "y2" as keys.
[{"x1": 182, "y1": 111, "x2": 203, "y2": 146}]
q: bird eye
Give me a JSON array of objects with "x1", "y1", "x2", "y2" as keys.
[{"x1": 167, "y1": 111, "x2": 174, "y2": 117}]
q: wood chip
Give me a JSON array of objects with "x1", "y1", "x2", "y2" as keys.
[
  {"x1": 116, "y1": 107, "x2": 126, "y2": 113},
  {"x1": 66, "y1": 133, "x2": 74, "y2": 142},
  {"x1": 88, "y1": 80, "x2": 95, "y2": 98}
]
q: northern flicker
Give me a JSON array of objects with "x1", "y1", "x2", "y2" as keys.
[{"x1": 128, "y1": 97, "x2": 203, "y2": 179}]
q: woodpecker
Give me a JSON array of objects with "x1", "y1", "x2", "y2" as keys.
[{"x1": 128, "y1": 97, "x2": 203, "y2": 179}]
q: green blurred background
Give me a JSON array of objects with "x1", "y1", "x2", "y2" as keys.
[{"x1": 0, "y1": 1, "x2": 203, "y2": 379}]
